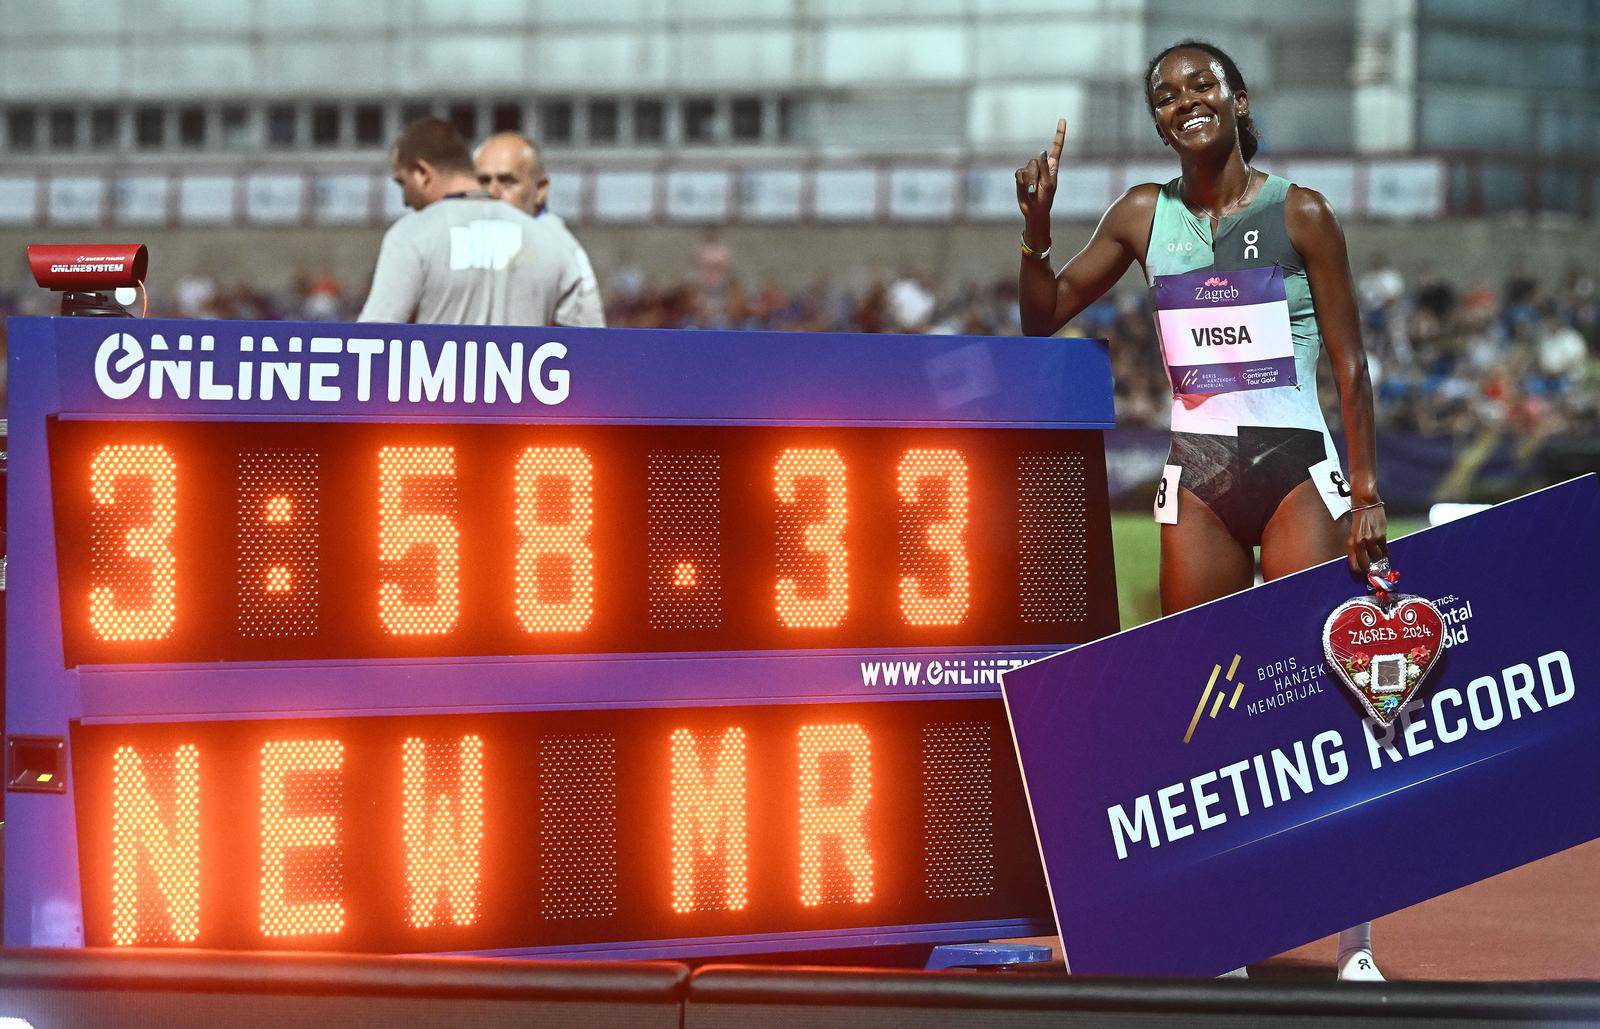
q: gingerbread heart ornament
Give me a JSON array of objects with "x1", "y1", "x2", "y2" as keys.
[{"x1": 1323, "y1": 590, "x2": 1445, "y2": 727}]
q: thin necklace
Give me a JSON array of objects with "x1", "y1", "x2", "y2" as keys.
[{"x1": 1186, "y1": 169, "x2": 1254, "y2": 220}]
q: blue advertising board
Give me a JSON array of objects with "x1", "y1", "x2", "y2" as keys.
[{"x1": 1003, "y1": 476, "x2": 1600, "y2": 976}]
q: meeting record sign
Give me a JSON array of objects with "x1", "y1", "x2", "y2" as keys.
[{"x1": 1003, "y1": 477, "x2": 1600, "y2": 977}]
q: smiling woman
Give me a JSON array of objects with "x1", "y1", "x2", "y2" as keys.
[
  {"x1": 1015, "y1": 40, "x2": 1387, "y2": 605},
  {"x1": 1146, "y1": 42, "x2": 1262, "y2": 164},
  {"x1": 1015, "y1": 39, "x2": 1392, "y2": 982}
]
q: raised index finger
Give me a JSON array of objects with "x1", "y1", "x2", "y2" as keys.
[{"x1": 1048, "y1": 118, "x2": 1067, "y2": 164}]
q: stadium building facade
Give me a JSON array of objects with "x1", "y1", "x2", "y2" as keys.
[{"x1": 3, "y1": 2, "x2": 1600, "y2": 287}]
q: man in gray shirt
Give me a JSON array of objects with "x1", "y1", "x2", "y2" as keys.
[
  {"x1": 358, "y1": 118, "x2": 602, "y2": 328},
  {"x1": 475, "y1": 131, "x2": 605, "y2": 326}
]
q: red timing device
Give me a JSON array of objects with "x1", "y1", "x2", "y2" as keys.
[{"x1": 27, "y1": 244, "x2": 148, "y2": 292}]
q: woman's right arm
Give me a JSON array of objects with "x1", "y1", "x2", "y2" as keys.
[{"x1": 1016, "y1": 119, "x2": 1153, "y2": 337}]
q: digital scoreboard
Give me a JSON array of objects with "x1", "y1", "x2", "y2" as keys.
[{"x1": 5, "y1": 318, "x2": 1117, "y2": 958}]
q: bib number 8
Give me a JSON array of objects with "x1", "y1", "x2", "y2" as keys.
[
  {"x1": 1154, "y1": 464, "x2": 1181, "y2": 525},
  {"x1": 1308, "y1": 456, "x2": 1355, "y2": 520}
]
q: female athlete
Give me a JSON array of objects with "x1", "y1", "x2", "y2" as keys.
[{"x1": 1015, "y1": 40, "x2": 1389, "y2": 981}]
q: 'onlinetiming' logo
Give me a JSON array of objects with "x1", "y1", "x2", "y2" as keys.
[{"x1": 93, "y1": 331, "x2": 570, "y2": 407}]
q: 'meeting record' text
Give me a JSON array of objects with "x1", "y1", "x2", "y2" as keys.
[{"x1": 1107, "y1": 650, "x2": 1575, "y2": 861}]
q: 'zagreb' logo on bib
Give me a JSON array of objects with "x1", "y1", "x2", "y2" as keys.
[{"x1": 1194, "y1": 277, "x2": 1240, "y2": 303}]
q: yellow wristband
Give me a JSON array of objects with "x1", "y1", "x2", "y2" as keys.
[{"x1": 1020, "y1": 234, "x2": 1052, "y2": 261}]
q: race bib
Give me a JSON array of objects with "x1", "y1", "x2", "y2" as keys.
[
  {"x1": 1308, "y1": 455, "x2": 1354, "y2": 521},
  {"x1": 1153, "y1": 265, "x2": 1296, "y2": 396},
  {"x1": 1154, "y1": 464, "x2": 1181, "y2": 525}
]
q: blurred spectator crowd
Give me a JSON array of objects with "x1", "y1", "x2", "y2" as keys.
[
  {"x1": 1073, "y1": 261, "x2": 1600, "y2": 440},
  {"x1": 4, "y1": 250, "x2": 1598, "y2": 440}
]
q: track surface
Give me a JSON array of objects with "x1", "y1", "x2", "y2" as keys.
[
  {"x1": 1260, "y1": 836, "x2": 1600, "y2": 980},
  {"x1": 1024, "y1": 837, "x2": 1600, "y2": 979}
]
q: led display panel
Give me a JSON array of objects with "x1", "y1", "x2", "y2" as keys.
[
  {"x1": 9, "y1": 317, "x2": 1116, "y2": 960},
  {"x1": 72, "y1": 699, "x2": 1049, "y2": 952},
  {"x1": 51, "y1": 420, "x2": 1116, "y2": 664}
]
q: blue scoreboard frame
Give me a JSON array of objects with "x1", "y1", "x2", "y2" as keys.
[{"x1": 5, "y1": 316, "x2": 1117, "y2": 959}]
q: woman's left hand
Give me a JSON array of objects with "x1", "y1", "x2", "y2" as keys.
[{"x1": 1348, "y1": 501, "x2": 1388, "y2": 576}]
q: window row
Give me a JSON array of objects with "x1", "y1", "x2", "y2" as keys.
[{"x1": 3, "y1": 96, "x2": 800, "y2": 153}]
